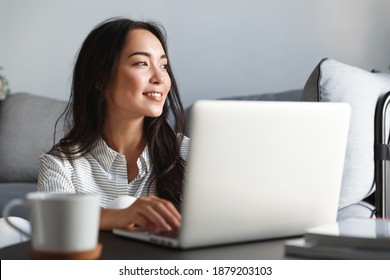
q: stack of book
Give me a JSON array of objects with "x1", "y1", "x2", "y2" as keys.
[{"x1": 284, "y1": 218, "x2": 390, "y2": 259}]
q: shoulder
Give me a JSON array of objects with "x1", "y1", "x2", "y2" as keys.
[
  {"x1": 40, "y1": 152, "x2": 86, "y2": 171},
  {"x1": 38, "y1": 153, "x2": 77, "y2": 193},
  {"x1": 40, "y1": 153, "x2": 70, "y2": 168},
  {"x1": 40, "y1": 153, "x2": 78, "y2": 175},
  {"x1": 181, "y1": 135, "x2": 190, "y2": 147}
]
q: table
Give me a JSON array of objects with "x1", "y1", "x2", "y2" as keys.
[{"x1": 0, "y1": 231, "x2": 299, "y2": 259}]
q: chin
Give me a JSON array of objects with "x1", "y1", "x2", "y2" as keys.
[{"x1": 146, "y1": 109, "x2": 164, "y2": 118}]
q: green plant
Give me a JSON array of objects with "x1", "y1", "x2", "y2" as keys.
[{"x1": 0, "y1": 66, "x2": 11, "y2": 100}]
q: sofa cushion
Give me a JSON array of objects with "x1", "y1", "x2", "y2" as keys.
[
  {"x1": 0, "y1": 183, "x2": 37, "y2": 219},
  {"x1": 0, "y1": 93, "x2": 66, "y2": 182},
  {"x1": 185, "y1": 89, "x2": 302, "y2": 136},
  {"x1": 219, "y1": 89, "x2": 302, "y2": 102},
  {"x1": 301, "y1": 58, "x2": 390, "y2": 209}
]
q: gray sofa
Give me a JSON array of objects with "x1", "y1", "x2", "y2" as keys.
[
  {"x1": 2, "y1": 57, "x2": 389, "y2": 234},
  {"x1": 0, "y1": 90, "x2": 301, "y2": 219},
  {"x1": 0, "y1": 93, "x2": 66, "y2": 218}
]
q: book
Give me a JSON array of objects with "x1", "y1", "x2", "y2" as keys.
[
  {"x1": 285, "y1": 238, "x2": 390, "y2": 260},
  {"x1": 284, "y1": 218, "x2": 390, "y2": 259},
  {"x1": 303, "y1": 218, "x2": 390, "y2": 250}
]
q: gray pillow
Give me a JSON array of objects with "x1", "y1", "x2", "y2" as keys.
[
  {"x1": 301, "y1": 58, "x2": 390, "y2": 209},
  {"x1": 0, "y1": 93, "x2": 66, "y2": 182}
]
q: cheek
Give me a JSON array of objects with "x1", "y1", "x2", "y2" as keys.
[
  {"x1": 124, "y1": 73, "x2": 144, "y2": 92},
  {"x1": 110, "y1": 70, "x2": 138, "y2": 95},
  {"x1": 119, "y1": 67, "x2": 145, "y2": 90},
  {"x1": 165, "y1": 76, "x2": 172, "y2": 93},
  {"x1": 107, "y1": 76, "x2": 141, "y2": 104},
  {"x1": 130, "y1": 82, "x2": 144, "y2": 97}
]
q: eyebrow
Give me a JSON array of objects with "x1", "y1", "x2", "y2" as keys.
[{"x1": 128, "y1": 51, "x2": 167, "y2": 59}]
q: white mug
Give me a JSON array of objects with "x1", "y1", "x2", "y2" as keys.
[{"x1": 3, "y1": 192, "x2": 101, "y2": 253}]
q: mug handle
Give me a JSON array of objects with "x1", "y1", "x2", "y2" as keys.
[{"x1": 2, "y1": 198, "x2": 31, "y2": 238}]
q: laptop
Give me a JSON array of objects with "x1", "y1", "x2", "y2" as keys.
[{"x1": 113, "y1": 100, "x2": 351, "y2": 249}]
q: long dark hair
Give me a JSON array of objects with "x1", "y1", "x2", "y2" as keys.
[{"x1": 50, "y1": 18, "x2": 186, "y2": 209}]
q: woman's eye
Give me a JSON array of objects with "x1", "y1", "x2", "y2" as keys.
[
  {"x1": 135, "y1": 61, "x2": 148, "y2": 66},
  {"x1": 161, "y1": 64, "x2": 168, "y2": 70}
]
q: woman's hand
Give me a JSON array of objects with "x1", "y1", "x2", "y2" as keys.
[{"x1": 100, "y1": 195, "x2": 181, "y2": 232}]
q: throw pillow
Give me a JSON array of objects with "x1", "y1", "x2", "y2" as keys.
[
  {"x1": 301, "y1": 58, "x2": 390, "y2": 209},
  {"x1": 0, "y1": 93, "x2": 66, "y2": 182}
]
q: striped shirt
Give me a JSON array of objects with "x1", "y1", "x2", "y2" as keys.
[{"x1": 37, "y1": 136, "x2": 190, "y2": 207}]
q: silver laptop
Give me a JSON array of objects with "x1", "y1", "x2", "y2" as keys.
[{"x1": 113, "y1": 100, "x2": 351, "y2": 249}]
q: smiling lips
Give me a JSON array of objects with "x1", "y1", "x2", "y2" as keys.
[
  {"x1": 144, "y1": 92, "x2": 162, "y2": 97},
  {"x1": 143, "y1": 92, "x2": 163, "y2": 101}
]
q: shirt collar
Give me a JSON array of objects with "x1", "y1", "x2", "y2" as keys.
[
  {"x1": 137, "y1": 146, "x2": 151, "y2": 177},
  {"x1": 91, "y1": 137, "x2": 151, "y2": 173}
]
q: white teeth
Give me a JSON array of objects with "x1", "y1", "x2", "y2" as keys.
[{"x1": 146, "y1": 92, "x2": 162, "y2": 97}]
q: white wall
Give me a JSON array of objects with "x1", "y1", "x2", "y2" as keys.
[{"x1": 1, "y1": 0, "x2": 389, "y2": 107}]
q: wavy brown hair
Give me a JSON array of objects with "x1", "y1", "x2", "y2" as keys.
[{"x1": 50, "y1": 18, "x2": 186, "y2": 209}]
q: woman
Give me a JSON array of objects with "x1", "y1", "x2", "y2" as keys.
[{"x1": 38, "y1": 18, "x2": 189, "y2": 232}]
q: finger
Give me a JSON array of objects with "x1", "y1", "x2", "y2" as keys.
[
  {"x1": 164, "y1": 200, "x2": 182, "y2": 221},
  {"x1": 146, "y1": 196, "x2": 181, "y2": 229},
  {"x1": 127, "y1": 216, "x2": 154, "y2": 231},
  {"x1": 153, "y1": 200, "x2": 181, "y2": 230},
  {"x1": 130, "y1": 196, "x2": 181, "y2": 231},
  {"x1": 141, "y1": 204, "x2": 175, "y2": 231},
  {"x1": 147, "y1": 195, "x2": 181, "y2": 220}
]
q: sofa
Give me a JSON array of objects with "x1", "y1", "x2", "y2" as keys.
[
  {"x1": 0, "y1": 93, "x2": 66, "y2": 218},
  {"x1": 1, "y1": 58, "x2": 389, "y2": 221},
  {"x1": 0, "y1": 90, "x2": 301, "y2": 220}
]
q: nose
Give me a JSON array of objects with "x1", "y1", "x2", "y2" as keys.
[{"x1": 150, "y1": 67, "x2": 165, "y2": 85}]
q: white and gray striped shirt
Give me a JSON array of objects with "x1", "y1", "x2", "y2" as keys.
[{"x1": 37, "y1": 136, "x2": 190, "y2": 207}]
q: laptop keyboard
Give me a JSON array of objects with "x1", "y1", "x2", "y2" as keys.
[{"x1": 152, "y1": 230, "x2": 179, "y2": 239}]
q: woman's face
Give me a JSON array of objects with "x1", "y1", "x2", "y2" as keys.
[{"x1": 106, "y1": 29, "x2": 171, "y2": 119}]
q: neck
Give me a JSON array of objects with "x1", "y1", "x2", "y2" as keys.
[{"x1": 101, "y1": 115, "x2": 146, "y2": 155}]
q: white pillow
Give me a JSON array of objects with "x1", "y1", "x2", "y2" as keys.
[{"x1": 301, "y1": 58, "x2": 390, "y2": 209}]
